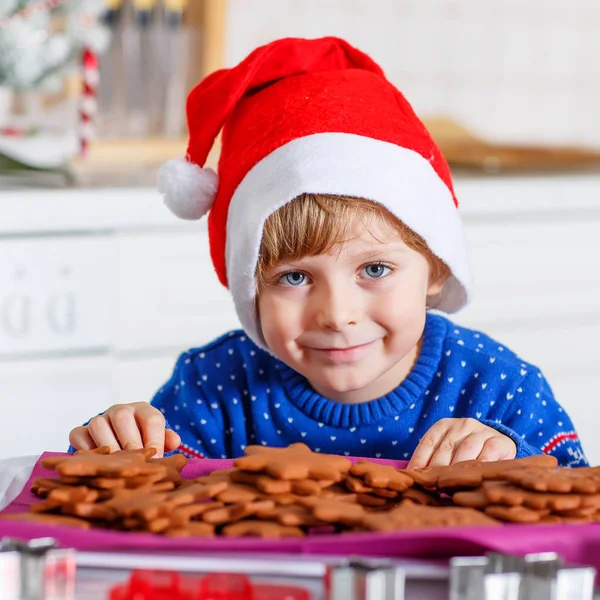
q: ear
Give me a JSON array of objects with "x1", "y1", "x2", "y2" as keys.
[{"x1": 427, "y1": 273, "x2": 446, "y2": 297}]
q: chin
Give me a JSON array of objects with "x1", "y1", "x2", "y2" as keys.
[{"x1": 310, "y1": 370, "x2": 377, "y2": 397}]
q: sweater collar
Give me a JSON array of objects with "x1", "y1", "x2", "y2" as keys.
[{"x1": 277, "y1": 312, "x2": 447, "y2": 428}]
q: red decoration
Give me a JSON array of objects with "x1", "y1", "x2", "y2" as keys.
[
  {"x1": 79, "y1": 47, "x2": 99, "y2": 157},
  {"x1": 109, "y1": 570, "x2": 310, "y2": 600}
]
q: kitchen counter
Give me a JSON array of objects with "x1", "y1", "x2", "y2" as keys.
[{"x1": 1, "y1": 173, "x2": 600, "y2": 235}]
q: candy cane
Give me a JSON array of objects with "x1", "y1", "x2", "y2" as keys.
[{"x1": 79, "y1": 47, "x2": 99, "y2": 157}]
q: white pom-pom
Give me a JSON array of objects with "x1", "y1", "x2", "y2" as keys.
[{"x1": 157, "y1": 158, "x2": 219, "y2": 220}]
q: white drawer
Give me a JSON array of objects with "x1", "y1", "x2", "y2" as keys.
[
  {"x1": 114, "y1": 353, "x2": 183, "y2": 406},
  {"x1": 116, "y1": 231, "x2": 240, "y2": 352},
  {"x1": 549, "y1": 372, "x2": 600, "y2": 466},
  {"x1": 460, "y1": 219, "x2": 600, "y2": 327},
  {"x1": 0, "y1": 236, "x2": 116, "y2": 357}
]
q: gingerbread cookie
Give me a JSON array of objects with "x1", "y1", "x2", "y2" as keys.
[
  {"x1": 401, "y1": 487, "x2": 443, "y2": 506},
  {"x1": 235, "y1": 443, "x2": 351, "y2": 481},
  {"x1": 42, "y1": 452, "x2": 166, "y2": 479},
  {"x1": 406, "y1": 455, "x2": 558, "y2": 490},
  {"x1": 452, "y1": 488, "x2": 490, "y2": 510},
  {"x1": 484, "y1": 505, "x2": 549, "y2": 523},
  {"x1": 202, "y1": 500, "x2": 276, "y2": 525},
  {"x1": 1, "y1": 512, "x2": 92, "y2": 529},
  {"x1": 165, "y1": 481, "x2": 229, "y2": 506},
  {"x1": 482, "y1": 481, "x2": 590, "y2": 511},
  {"x1": 254, "y1": 503, "x2": 326, "y2": 527},
  {"x1": 170, "y1": 502, "x2": 224, "y2": 527},
  {"x1": 503, "y1": 467, "x2": 600, "y2": 494},
  {"x1": 355, "y1": 493, "x2": 390, "y2": 508},
  {"x1": 229, "y1": 470, "x2": 331, "y2": 496},
  {"x1": 222, "y1": 521, "x2": 304, "y2": 538},
  {"x1": 304, "y1": 498, "x2": 367, "y2": 527},
  {"x1": 165, "y1": 522, "x2": 215, "y2": 537},
  {"x1": 73, "y1": 446, "x2": 111, "y2": 455},
  {"x1": 350, "y1": 461, "x2": 413, "y2": 492},
  {"x1": 360, "y1": 500, "x2": 500, "y2": 531},
  {"x1": 47, "y1": 485, "x2": 100, "y2": 504}
]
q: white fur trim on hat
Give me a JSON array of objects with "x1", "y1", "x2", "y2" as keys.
[
  {"x1": 225, "y1": 132, "x2": 472, "y2": 350},
  {"x1": 157, "y1": 158, "x2": 219, "y2": 220}
]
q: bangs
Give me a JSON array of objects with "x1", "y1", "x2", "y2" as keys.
[{"x1": 256, "y1": 194, "x2": 450, "y2": 290}]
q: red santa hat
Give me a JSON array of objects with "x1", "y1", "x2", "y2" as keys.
[{"x1": 157, "y1": 36, "x2": 471, "y2": 349}]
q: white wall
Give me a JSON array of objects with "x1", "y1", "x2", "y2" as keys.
[{"x1": 224, "y1": 0, "x2": 600, "y2": 148}]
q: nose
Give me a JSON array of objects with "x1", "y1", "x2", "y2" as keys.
[{"x1": 314, "y1": 281, "x2": 359, "y2": 331}]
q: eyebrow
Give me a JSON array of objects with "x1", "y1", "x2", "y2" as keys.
[{"x1": 343, "y1": 241, "x2": 411, "y2": 262}]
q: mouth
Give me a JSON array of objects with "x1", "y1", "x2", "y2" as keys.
[{"x1": 308, "y1": 340, "x2": 377, "y2": 362}]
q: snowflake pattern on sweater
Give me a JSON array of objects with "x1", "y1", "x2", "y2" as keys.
[{"x1": 151, "y1": 313, "x2": 588, "y2": 467}]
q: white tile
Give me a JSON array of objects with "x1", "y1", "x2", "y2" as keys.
[
  {"x1": 498, "y1": 25, "x2": 537, "y2": 77},
  {"x1": 402, "y1": 80, "x2": 450, "y2": 117},
  {"x1": 536, "y1": 26, "x2": 581, "y2": 80},
  {"x1": 447, "y1": 19, "x2": 491, "y2": 78},
  {"x1": 568, "y1": 92, "x2": 600, "y2": 148},
  {"x1": 224, "y1": 0, "x2": 599, "y2": 147},
  {"x1": 573, "y1": 29, "x2": 600, "y2": 86}
]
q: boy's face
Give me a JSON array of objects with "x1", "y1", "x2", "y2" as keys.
[{"x1": 257, "y1": 214, "x2": 443, "y2": 404}]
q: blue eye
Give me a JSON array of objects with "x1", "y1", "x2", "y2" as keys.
[
  {"x1": 362, "y1": 263, "x2": 391, "y2": 279},
  {"x1": 280, "y1": 272, "x2": 307, "y2": 286}
]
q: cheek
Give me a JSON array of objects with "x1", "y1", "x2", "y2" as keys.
[
  {"x1": 372, "y1": 273, "x2": 430, "y2": 318},
  {"x1": 257, "y1": 294, "x2": 302, "y2": 348}
]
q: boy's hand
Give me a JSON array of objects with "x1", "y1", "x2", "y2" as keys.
[
  {"x1": 69, "y1": 402, "x2": 181, "y2": 458},
  {"x1": 407, "y1": 418, "x2": 517, "y2": 468}
]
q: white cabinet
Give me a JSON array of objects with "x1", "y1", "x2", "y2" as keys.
[
  {"x1": 457, "y1": 219, "x2": 600, "y2": 327},
  {"x1": 0, "y1": 237, "x2": 116, "y2": 356},
  {"x1": 0, "y1": 355, "x2": 114, "y2": 456},
  {"x1": 115, "y1": 232, "x2": 238, "y2": 353}
]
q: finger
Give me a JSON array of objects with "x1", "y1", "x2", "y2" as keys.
[
  {"x1": 108, "y1": 406, "x2": 144, "y2": 451},
  {"x1": 136, "y1": 406, "x2": 167, "y2": 458},
  {"x1": 165, "y1": 429, "x2": 182, "y2": 452},
  {"x1": 450, "y1": 431, "x2": 490, "y2": 464},
  {"x1": 87, "y1": 416, "x2": 121, "y2": 453},
  {"x1": 428, "y1": 432, "x2": 464, "y2": 468},
  {"x1": 478, "y1": 436, "x2": 517, "y2": 462},
  {"x1": 407, "y1": 420, "x2": 451, "y2": 468},
  {"x1": 69, "y1": 426, "x2": 95, "y2": 451}
]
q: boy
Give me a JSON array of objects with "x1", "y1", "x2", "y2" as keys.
[{"x1": 69, "y1": 37, "x2": 587, "y2": 468}]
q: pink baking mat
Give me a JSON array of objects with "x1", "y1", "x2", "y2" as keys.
[{"x1": 2, "y1": 453, "x2": 600, "y2": 568}]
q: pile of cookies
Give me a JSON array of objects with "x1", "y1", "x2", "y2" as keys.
[
  {"x1": 3, "y1": 443, "x2": 599, "y2": 537},
  {"x1": 437, "y1": 459, "x2": 600, "y2": 524}
]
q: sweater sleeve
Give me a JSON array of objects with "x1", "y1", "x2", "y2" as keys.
[
  {"x1": 150, "y1": 352, "x2": 229, "y2": 459},
  {"x1": 481, "y1": 368, "x2": 588, "y2": 467}
]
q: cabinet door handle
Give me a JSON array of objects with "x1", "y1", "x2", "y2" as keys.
[
  {"x1": 1, "y1": 295, "x2": 31, "y2": 338},
  {"x1": 47, "y1": 293, "x2": 76, "y2": 335}
]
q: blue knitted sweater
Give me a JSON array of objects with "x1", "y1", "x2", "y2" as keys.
[{"x1": 151, "y1": 313, "x2": 587, "y2": 467}]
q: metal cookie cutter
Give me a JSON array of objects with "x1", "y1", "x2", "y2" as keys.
[
  {"x1": 0, "y1": 537, "x2": 76, "y2": 600},
  {"x1": 450, "y1": 551, "x2": 596, "y2": 600},
  {"x1": 326, "y1": 558, "x2": 405, "y2": 600},
  {"x1": 0, "y1": 539, "x2": 21, "y2": 600}
]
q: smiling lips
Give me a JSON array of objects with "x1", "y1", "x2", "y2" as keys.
[{"x1": 309, "y1": 340, "x2": 377, "y2": 362}]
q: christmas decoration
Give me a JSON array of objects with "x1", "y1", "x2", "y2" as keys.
[
  {"x1": 79, "y1": 46, "x2": 98, "y2": 156},
  {"x1": 0, "y1": 0, "x2": 109, "y2": 176},
  {"x1": 0, "y1": 0, "x2": 109, "y2": 90}
]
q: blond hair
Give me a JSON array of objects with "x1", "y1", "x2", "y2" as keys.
[{"x1": 256, "y1": 194, "x2": 450, "y2": 292}]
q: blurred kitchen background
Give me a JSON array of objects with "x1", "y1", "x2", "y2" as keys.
[{"x1": 1, "y1": 0, "x2": 599, "y2": 462}]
